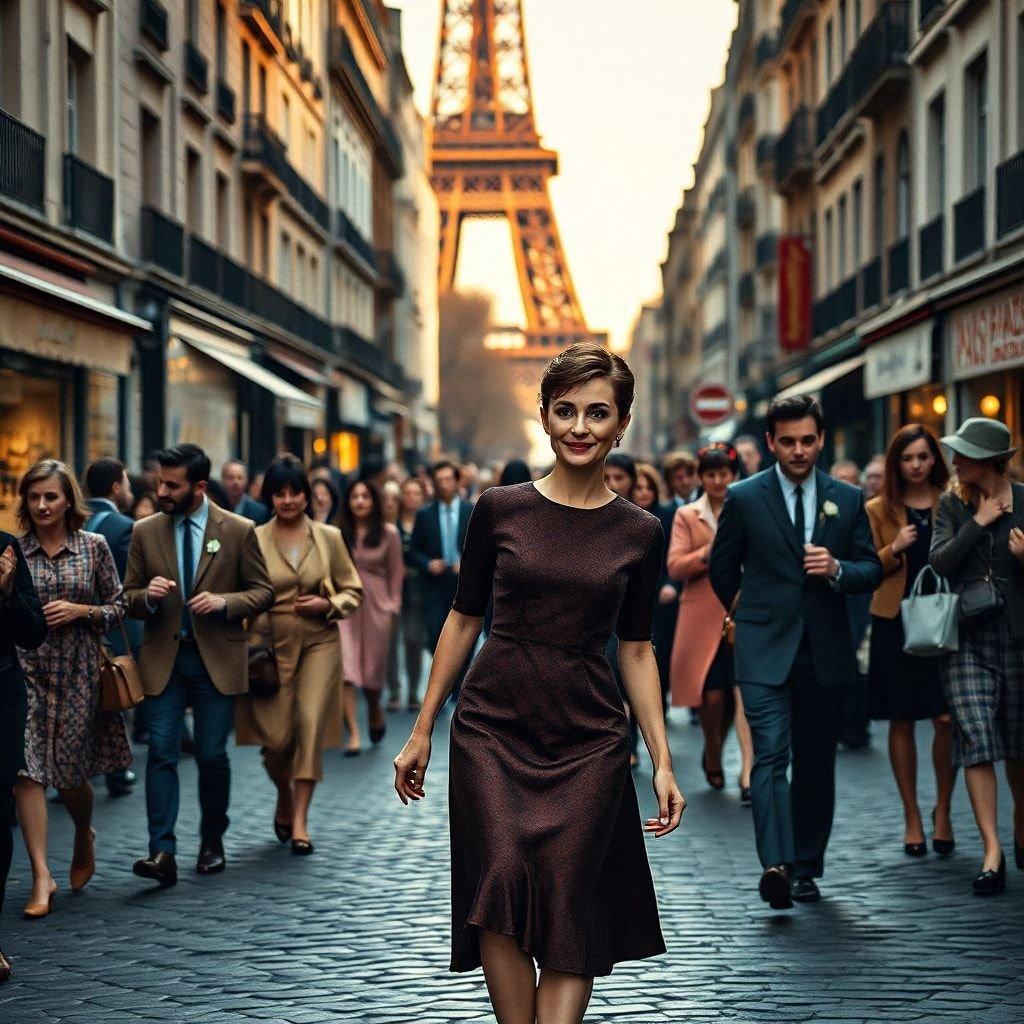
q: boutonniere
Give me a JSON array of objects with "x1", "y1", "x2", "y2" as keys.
[
  {"x1": 820, "y1": 500, "x2": 840, "y2": 522},
  {"x1": 206, "y1": 539, "x2": 221, "y2": 554}
]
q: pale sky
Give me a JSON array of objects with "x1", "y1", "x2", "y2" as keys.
[{"x1": 388, "y1": 0, "x2": 737, "y2": 349}]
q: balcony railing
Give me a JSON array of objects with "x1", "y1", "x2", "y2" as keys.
[
  {"x1": 243, "y1": 114, "x2": 330, "y2": 230},
  {"x1": 140, "y1": 206, "x2": 184, "y2": 277},
  {"x1": 737, "y1": 93, "x2": 755, "y2": 134},
  {"x1": 377, "y1": 249, "x2": 405, "y2": 295},
  {"x1": 861, "y1": 256, "x2": 882, "y2": 309},
  {"x1": 997, "y1": 150, "x2": 1024, "y2": 237},
  {"x1": 887, "y1": 236, "x2": 910, "y2": 295},
  {"x1": 775, "y1": 106, "x2": 814, "y2": 190},
  {"x1": 141, "y1": 0, "x2": 169, "y2": 51},
  {"x1": 954, "y1": 186, "x2": 986, "y2": 262},
  {"x1": 0, "y1": 108, "x2": 44, "y2": 212},
  {"x1": 334, "y1": 209, "x2": 375, "y2": 267},
  {"x1": 737, "y1": 187, "x2": 756, "y2": 228},
  {"x1": 919, "y1": 0, "x2": 945, "y2": 28},
  {"x1": 756, "y1": 232, "x2": 778, "y2": 268},
  {"x1": 216, "y1": 80, "x2": 236, "y2": 124},
  {"x1": 63, "y1": 153, "x2": 114, "y2": 243},
  {"x1": 812, "y1": 276, "x2": 858, "y2": 337},
  {"x1": 755, "y1": 32, "x2": 779, "y2": 69},
  {"x1": 816, "y1": 1, "x2": 909, "y2": 148},
  {"x1": 739, "y1": 271, "x2": 756, "y2": 308},
  {"x1": 919, "y1": 214, "x2": 944, "y2": 281},
  {"x1": 756, "y1": 133, "x2": 777, "y2": 169},
  {"x1": 240, "y1": 0, "x2": 284, "y2": 52},
  {"x1": 184, "y1": 41, "x2": 209, "y2": 94},
  {"x1": 335, "y1": 325, "x2": 405, "y2": 390}
]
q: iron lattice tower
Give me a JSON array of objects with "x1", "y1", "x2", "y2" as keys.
[{"x1": 431, "y1": 0, "x2": 607, "y2": 365}]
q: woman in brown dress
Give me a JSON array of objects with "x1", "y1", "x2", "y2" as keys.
[
  {"x1": 13, "y1": 460, "x2": 130, "y2": 918},
  {"x1": 394, "y1": 343, "x2": 685, "y2": 1024},
  {"x1": 235, "y1": 458, "x2": 362, "y2": 854}
]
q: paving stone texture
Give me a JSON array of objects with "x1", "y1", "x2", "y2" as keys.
[{"x1": 2, "y1": 706, "x2": 1022, "y2": 1023}]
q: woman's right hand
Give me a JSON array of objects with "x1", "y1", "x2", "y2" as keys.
[
  {"x1": 891, "y1": 524, "x2": 918, "y2": 554},
  {"x1": 974, "y1": 494, "x2": 1010, "y2": 528},
  {"x1": 394, "y1": 731, "x2": 431, "y2": 805}
]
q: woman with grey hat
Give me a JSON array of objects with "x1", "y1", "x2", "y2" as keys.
[{"x1": 930, "y1": 417, "x2": 1024, "y2": 896}]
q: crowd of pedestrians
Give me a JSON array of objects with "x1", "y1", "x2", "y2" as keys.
[{"x1": 1, "y1": 370, "x2": 1023, "y2": 989}]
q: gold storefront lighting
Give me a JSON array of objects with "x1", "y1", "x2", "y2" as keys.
[{"x1": 980, "y1": 394, "x2": 1001, "y2": 418}]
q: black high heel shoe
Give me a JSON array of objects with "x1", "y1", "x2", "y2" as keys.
[
  {"x1": 972, "y1": 854, "x2": 1006, "y2": 896},
  {"x1": 291, "y1": 838, "x2": 314, "y2": 856},
  {"x1": 904, "y1": 842, "x2": 927, "y2": 858},
  {"x1": 273, "y1": 819, "x2": 292, "y2": 843},
  {"x1": 701, "y1": 751, "x2": 725, "y2": 790},
  {"x1": 931, "y1": 808, "x2": 955, "y2": 858}
]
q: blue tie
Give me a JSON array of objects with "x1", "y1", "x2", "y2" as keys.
[
  {"x1": 445, "y1": 505, "x2": 456, "y2": 565},
  {"x1": 181, "y1": 517, "x2": 195, "y2": 636}
]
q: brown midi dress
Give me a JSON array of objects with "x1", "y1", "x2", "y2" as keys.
[{"x1": 449, "y1": 481, "x2": 667, "y2": 977}]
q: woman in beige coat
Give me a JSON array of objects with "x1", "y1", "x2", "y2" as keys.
[
  {"x1": 668, "y1": 444, "x2": 753, "y2": 801},
  {"x1": 236, "y1": 458, "x2": 362, "y2": 855}
]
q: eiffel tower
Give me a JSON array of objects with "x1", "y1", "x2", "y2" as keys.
[{"x1": 430, "y1": 0, "x2": 607, "y2": 366}]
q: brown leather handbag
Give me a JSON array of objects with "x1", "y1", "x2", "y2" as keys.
[
  {"x1": 247, "y1": 641, "x2": 280, "y2": 698},
  {"x1": 722, "y1": 594, "x2": 740, "y2": 647},
  {"x1": 98, "y1": 624, "x2": 145, "y2": 713}
]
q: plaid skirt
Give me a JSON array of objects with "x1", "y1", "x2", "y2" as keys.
[{"x1": 940, "y1": 615, "x2": 1024, "y2": 767}]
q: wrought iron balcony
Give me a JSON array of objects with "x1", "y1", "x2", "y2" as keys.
[
  {"x1": 997, "y1": 150, "x2": 1024, "y2": 238},
  {"x1": 141, "y1": 0, "x2": 169, "y2": 52},
  {"x1": 736, "y1": 187, "x2": 756, "y2": 229},
  {"x1": 240, "y1": 0, "x2": 284, "y2": 53},
  {"x1": 334, "y1": 209, "x2": 375, "y2": 268},
  {"x1": 860, "y1": 256, "x2": 882, "y2": 309},
  {"x1": 954, "y1": 186, "x2": 986, "y2": 262},
  {"x1": 887, "y1": 237, "x2": 910, "y2": 295},
  {"x1": 216, "y1": 80, "x2": 236, "y2": 124},
  {"x1": 63, "y1": 153, "x2": 114, "y2": 243},
  {"x1": 243, "y1": 114, "x2": 330, "y2": 231},
  {"x1": 919, "y1": 0, "x2": 945, "y2": 28},
  {"x1": 919, "y1": 214, "x2": 944, "y2": 281},
  {"x1": 816, "y1": 1, "x2": 909, "y2": 149},
  {"x1": 812, "y1": 276, "x2": 858, "y2": 337},
  {"x1": 737, "y1": 93, "x2": 755, "y2": 135},
  {"x1": 184, "y1": 41, "x2": 209, "y2": 94},
  {"x1": 739, "y1": 271, "x2": 756, "y2": 308},
  {"x1": 0, "y1": 108, "x2": 44, "y2": 212},
  {"x1": 775, "y1": 106, "x2": 814, "y2": 191},
  {"x1": 755, "y1": 32, "x2": 779, "y2": 70},
  {"x1": 335, "y1": 325, "x2": 405, "y2": 390},
  {"x1": 756, "y1": 232, "x2": 778, "y2": 269},
  {"x1": 140, "y1": 206, "x2": 184, "y2": 277}
]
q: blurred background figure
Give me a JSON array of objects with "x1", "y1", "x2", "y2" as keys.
[
  {"x1": 603, "y1": 451, "x2": 636, "y2": 499},
  {"x1": 734, "y1": 435, "x2": 763, "y2": 478},
  {"x1": 220, "y1": 461, "x2": 269, "y2": 525},
  {"x1": 498, "y1": 459, "x2": 532, "y2": 486},
  {"x1": 389, "y1": 477, "x2": 428, "y2": 713},
  {"x1": 309, "y1": 477, "x2": 340, "y2": 525},
  {"x1": 863, "y1": 455, "x2": 886, "y2": 500},
  {"x1": 662, "y1": 451, "x2": 699, "y2": 507},
  {"x1": 830, "y1": 459, "x2": 861, "y2": 488}
]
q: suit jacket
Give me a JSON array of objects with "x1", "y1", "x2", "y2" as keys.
[
  {"x1": 85, "y1": 499, "x2": 142, "y2": 654},
  {"x1": 709, "y1": 467, "x2": 882, "y2": 688},
  {"x1": 409, "y1": 499, "x2": 472, "y2": 581},
  {"x1": 865, "y1": 491, "x2": 942, "y2": 619},
  {"x1": 232, "y1": 494, "x2": 270, "y2": 525},
  {"x1": 654, "y1": 501, "x2": 680, "y2": 597},
  {"x1": 123, "y1": 501, "x2": 274, "y2": 696},
  {"x1": 0, "y1": 531, "x2": 46, "y2": 658}
]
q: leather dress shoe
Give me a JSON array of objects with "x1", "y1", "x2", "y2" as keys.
[
  {"x1": 196, "y1": 839, "x2": 226, "y2": 875},
  {"x1": 972, "y1": 855, "x2": 1006, "y2": 896},
  {"x1": 132, "y1": 852, "x2": 178, "y2": 887},
  {"x1": 106, "y1": 769, "x2": 136, "y2": 797},
  {"x1": 758, "y1": 865, "x2": 793, "y2": 910},
  {"x1": 791, "y1": 877, "x2": 821, "y2": 903}
]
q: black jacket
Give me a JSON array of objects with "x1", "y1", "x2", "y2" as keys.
[{"x1": 0, "y1": 531, "x2": 47, "y2": 658}]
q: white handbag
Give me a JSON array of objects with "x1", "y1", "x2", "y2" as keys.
[{"x1": 901, "y1": 566, "x2": 960, "y2": 657}]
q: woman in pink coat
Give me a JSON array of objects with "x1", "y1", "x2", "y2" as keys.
[
  {"x1": 668, "y1": 444, "x2": 753, "y2": 802},
  {"x1": 337, "y1": 480, "x2": 404, "y2": 755}
]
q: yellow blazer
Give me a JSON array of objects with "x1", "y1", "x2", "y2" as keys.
[
  {"x1": 124, "y1": 501, "x2": 275, "y2": 695},
  {"x1": 865, "y1": 490, "x2": 941, "y2": 619}
]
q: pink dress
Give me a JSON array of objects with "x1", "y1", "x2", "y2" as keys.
[{"x1": 340, "y1": 524, "x2": 404, "y2": 690}]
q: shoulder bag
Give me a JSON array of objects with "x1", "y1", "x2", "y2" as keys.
[
  {"x1": 98, "y1": 623, "x2": 145, "y2": 712},
  {"x1": 956, "y1": 532, "x2": 1004, "y2": 625},
  {"x1": 901, "y1": 566, "x2": 959, "y2": 657}
]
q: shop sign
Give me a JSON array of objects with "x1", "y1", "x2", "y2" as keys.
[
  {"x1": 864, "y1": 320, "x2": 932, "y2": 399},
  {"x1": 950, "y1": 282, "x2": 1024, "y2": 381},
  {"x1": 778, "y1": 236, "x2": 812, "y2": 352}
]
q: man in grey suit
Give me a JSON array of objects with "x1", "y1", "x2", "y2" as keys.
[{"x1": 710, "y1": 396, "x2": 882, "y2": 909}]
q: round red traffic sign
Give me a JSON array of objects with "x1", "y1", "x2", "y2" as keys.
[{"x1": 689, "y1": 382, "x2": 734, "y2": 427}]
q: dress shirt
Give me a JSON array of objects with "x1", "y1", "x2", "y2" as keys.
[
  {"x1": 440, "y1": 497, "x2": 461, "y2": 566},
  {"x1": 775, "y1": 464, "x2": 816, "y2": 546},
  {"x1": 174, "y1": 496, "x2": 209, "y2": 592}
]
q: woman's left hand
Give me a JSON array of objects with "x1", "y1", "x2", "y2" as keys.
[
  {"x1": 1010, "y1": 527, "x2": 1024, "y2": 562},
  {"x1": 43, "y1": 601, "x2": 87, "y2": 627},
  {"x1": 295, "y1": 595, "x2": 331, "y2": 618},
  {"x1": 644, "y1": 767, "x2": 686, "y2": 838}
]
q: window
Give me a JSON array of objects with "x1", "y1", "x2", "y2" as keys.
[
  {"x1": 242, "y1": 41, "x2": 251, "y2": 114},
  {"x1": 67, "y1": 41, "x2": 89, "y2": 157},
  {"x1": 838, "y1": 194, "x2": 848, "y2": 280},
  {"x1": 965, "y1": 51, "x2": 988, "y2": 191},
  {"x1": 897, "y1": 132, "x2": 910, "y2": 238},
  {"x1": 839, "y1": 0, "x2": 848, "y2": 59},
  {"x1": 824, "y1": 207, "x2": 834, "y2": 290},
  {"x1": 852, "y1": 178, "x2": 863, "y2": 269},
  {"x1": 260, "y1": 212, "x2": 270, "y2": 276},
  {"x1": 140, "y1": 108, "x2": 162, "y2": 208},
  {"x1": 309, "y1": 254, "x2": 319, "y2": 309},
  {"x1": 281, "y1": 93, "x2": 290, "y2": 148},
  {"x1": 187, "y1": 0, "x2": 200, "y2": 42},
  {"x1": 279, "y1": 231, "x2": 291, "y2": 289},
  {"x1": 928, "y1": 91, "x2": 946, "y2": 215},
  {"x1": 874, "y1": 153, "x2": 885, "y2": 255},
  {"x1": 334, "y1": 111, "x2": 373, "y2": 239},
  {"x1": 186, "y1": 147, "x2": 202, "y2": 233},
  {"x1": 258, "y1": 64, "x2": 267, "y2": 114},
  {"x1": 1018, "y1": 15, "x2": 1024, "y2": 148},
  {"x1": 854, "y1": 0, "x2": 862, "y2": 39},
  {"x1": 216, "y1": 4, "x2": 227, "y2": 80},
  {"x1": 215, "y1": 171, "x2": 229, "y2": 249},
  {"x1": 825, "y1": 20, "x2": 834, "y2": 84},
  {"x1": 295, "y1": 243, "x2": 305, "y2": 301},
  {"x1": 243, "y1": 197, "x2": 254, "y2": 266}
]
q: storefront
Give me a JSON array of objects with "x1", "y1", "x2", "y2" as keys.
[
  {"x1": 330, "y1": 371, "x2": 372, "y2": 474},
  {"x1": 947, "y1": 281, "x2": 1024, "y2": 439},
  {"x1": 864, "y1": 318, "x2": 947, "y2": 439},
  {"x1": 0, "y1": 263, "x2": 148, "y2": 532}
]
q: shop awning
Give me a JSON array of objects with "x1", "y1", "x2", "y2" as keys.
[
  {"x1": 268, "y1": 346, "x2": 333, "y2": 387},
  {"x1": 176, "y1": 334, "x2": 322, "y2": 426},
  {"x1": 773, "y1": 355, "x2": 865, "y2": 402}
]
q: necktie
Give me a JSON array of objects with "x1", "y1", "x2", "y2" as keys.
[
  {"x1": 793, "y1": 485, "x2": 805, "y2": 546},
  {"x1": 446, "y1": 505, "x2": 456, "y2": 564},
  {"x1": 181, "y1": 517, "x2": 195, "y2": 636}
]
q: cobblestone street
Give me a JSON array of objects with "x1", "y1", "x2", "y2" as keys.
[{"x1": 2, "y1": 707, "x2": 1023, "y2": 1024}]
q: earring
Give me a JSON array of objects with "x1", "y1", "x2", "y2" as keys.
[{"x1": 615, "y1": 435, "x2": 623, "y2": 447}]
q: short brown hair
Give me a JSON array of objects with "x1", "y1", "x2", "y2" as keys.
[
  {"x1": 539, "y1": 341, "x2": 635, "y2": 419},
  {"x1": 662, "y1": 450, "x2": 697, "y2": 477},
  {"x1": 17, "y1": 459, "x2": 90, "y2": 534}
]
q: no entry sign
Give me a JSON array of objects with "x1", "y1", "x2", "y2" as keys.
[{"x1": 689, "y1": 382, "x2": 734, "y2": 427}]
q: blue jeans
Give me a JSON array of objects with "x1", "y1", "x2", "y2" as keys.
[{"x1": 144, "y1": 644, "x2": 235, "y2": 855}]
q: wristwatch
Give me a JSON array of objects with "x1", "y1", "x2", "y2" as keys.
[{"x1": 829, "y1": 560, "x2": 843, "y2": 583}]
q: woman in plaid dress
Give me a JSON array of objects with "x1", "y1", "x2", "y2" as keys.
[{"x1": 931, "y1": 418, "x2": 1024, "y2": 896}]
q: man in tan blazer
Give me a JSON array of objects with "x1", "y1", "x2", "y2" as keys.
[{"x1": 123, "y1": 444, "x2": 273, "y2": 887}]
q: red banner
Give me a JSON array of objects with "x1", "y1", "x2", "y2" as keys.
[{"x1": 778, "y1": 236, "x2": 812, "y2": 352}]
